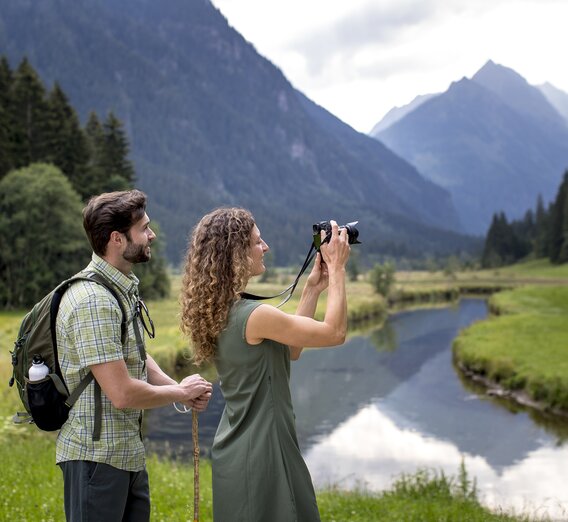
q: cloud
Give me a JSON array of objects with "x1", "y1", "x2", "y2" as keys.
[
  {"x1": 290, "y1": 0, "x2": 440, "y2": 76},
  {"x1": 305, "y1": 404, "x2": 568, "y2": 519},
  {"x1": 213, "y1": 0, "x2": 568, "y2": 131}
]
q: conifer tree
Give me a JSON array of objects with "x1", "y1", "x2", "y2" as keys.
[
  {"x1": 481, "y1": 212, "x2": 528, "y2": 267},
  {"x1": 99, "y1": 111, "x2": 135, "y2": 191},
  {"x1": 10, "y1": 58, "x2": 51, "y2": 167},
  {"x1": 84, "y1": 111, "x2": 111, "y2": 196},
  {"x1": 549, "y1": 171, "x2": 568, "y2": 263},
  {"x1": 45, "y1": 83, "x2": 91, "y2": 197},
  {"x1": 533, "y1": 194, "x2": 549, "y2": 258},
  {"x1": 0, "y1": 57, "x2": 13, "y2": 178},
  {"x1": 481, "y1": 214, "x2": 502, "y2": 268},
  {"x1": 561, "y1": 184, "x2": 568, "y2": 263}
]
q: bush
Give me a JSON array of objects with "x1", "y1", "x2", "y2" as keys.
[
  {"x1": 369, "y1": 262, "x2": 395, "y2": 297},
  {"x1": 0, "y1": 163, "x2": 90, "y2": 308}
]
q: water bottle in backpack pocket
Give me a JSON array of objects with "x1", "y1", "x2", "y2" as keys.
[
  {"x1": 9, "y1": 272, "x2": 127, "y2": 436},
  {"x1": 26, "y1": 355, "x2": 72, "y2": 431}
]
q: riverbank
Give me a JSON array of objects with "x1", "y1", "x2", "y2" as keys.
[
  {"x1": 386, "y1": 259, "x2": 568, "y2": 420},
  {"x1": 453, "y1": 284, "x2": 568, "y2": 416}
]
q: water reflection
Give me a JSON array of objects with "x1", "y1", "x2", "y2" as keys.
[
  {"x1": 145, "y1": 299, "x2": 568, "y2": 518},
  {"x1": 304, "y1": 404, "x2": 568, "y2": 519}
]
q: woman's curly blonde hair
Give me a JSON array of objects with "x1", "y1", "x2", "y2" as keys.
[{"x1": 180, "y1": 207, "x2": 256, "y2": 365}]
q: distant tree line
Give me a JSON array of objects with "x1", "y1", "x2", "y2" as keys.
[
  {"x1": 0, "y1": 56, "x2": 133, "y2": 194},
  {"x1": 0, "y1": 56, "x2": 169, "y2": 307},
  {"x1": 481, "y1": 170, "x2": 568, "y2": 267}
]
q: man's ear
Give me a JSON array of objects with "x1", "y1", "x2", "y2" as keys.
[{"x1": 109, "y1": 230, "x2": 124, "y2": 248}]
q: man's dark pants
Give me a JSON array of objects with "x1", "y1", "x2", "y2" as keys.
[{"x1": 59, "y1": 461, "x2": 150, "y2": 522}]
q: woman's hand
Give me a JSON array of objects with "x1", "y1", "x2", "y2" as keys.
[
  {"x1": 319, "y1": 220, "x2": 350, "y2": 272},
  {"x1": 305, "y1": 252, "x2": 329, "y2": 293}
]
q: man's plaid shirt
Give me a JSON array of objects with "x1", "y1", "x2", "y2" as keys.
[{"x1": 55, "y1": 253, "x2": 147, "y2": 471}]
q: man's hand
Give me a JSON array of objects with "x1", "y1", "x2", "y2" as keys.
[
  {"x1": 182, "y1": 391, "x2": 213, "y2": 412},
  {"x1": 179, "y1": 374, "x2": 213, "y2": 403}
]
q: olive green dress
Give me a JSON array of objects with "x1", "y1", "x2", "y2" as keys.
[{"x1": 212, "y1": 299, "x2": 321, "y2": 522}]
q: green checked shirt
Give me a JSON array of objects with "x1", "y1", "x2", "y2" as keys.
[{"x1": 55, "y1": 253, "x2": 147, "y2": 471}]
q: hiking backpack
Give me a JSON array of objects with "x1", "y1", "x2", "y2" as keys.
[{"x1": 8, "y1": 272, "x2": 128, "y2": 438}]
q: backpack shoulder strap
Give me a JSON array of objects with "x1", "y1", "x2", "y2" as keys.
[
  {"x1": 55, "y1": 273, "x2": 128, "y2": 344},
  {"x1": 84, "y1": 272, "x2": 146, "y2": 362},
  {"x1": 51, "y1": 272, "x2": 130, "y2": 442}
]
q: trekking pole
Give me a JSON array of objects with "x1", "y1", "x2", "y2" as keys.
[{"x1": 192, "y1": 410, "x2": 200, "y2": 522}]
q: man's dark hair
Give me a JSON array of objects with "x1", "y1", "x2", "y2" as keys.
[{"x1": 83, "y1": 190, "x2": 147, "y2": 256}]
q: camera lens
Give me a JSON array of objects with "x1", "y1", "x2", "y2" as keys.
[{"x1": 344, "y1": 222, "x2": 360, "y2": 244}]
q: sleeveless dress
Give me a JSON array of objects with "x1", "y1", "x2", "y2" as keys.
[{"x1": 211, "y1": 299, "x2": 321, "y2": 522}]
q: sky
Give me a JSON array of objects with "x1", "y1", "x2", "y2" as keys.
[{"x1": 211, "y1": 0, "x2": 568, "y2": 133}]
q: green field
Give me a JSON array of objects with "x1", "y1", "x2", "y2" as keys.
[
  {"x1": 1, "y1": 261, "x2": 564, "y2": 520},
  {"x1": 453, "y1": 284, "x2": 568, "y2": 413}
]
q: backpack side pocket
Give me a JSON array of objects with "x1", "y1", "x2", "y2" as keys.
[{"x1": 26, "y1": 375, "x2": 70, "y2": 431}]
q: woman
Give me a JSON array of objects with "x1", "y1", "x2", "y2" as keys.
[{"x1": 180, "y1": 208, "x2": 350, "y2": 522}]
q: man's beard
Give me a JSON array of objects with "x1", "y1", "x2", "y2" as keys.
[{"x1": 123, "y1": 239, "x2": 151, "y2": 264}]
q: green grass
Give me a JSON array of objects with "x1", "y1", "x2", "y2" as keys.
[
  {"x1": 453, "y1": 285, "x2": 568, "y2": 412},
  {"x1": 317, "y1": 466, "x2": 528, "y2": 522},
  {"x1": 495, "y1": 258, "x2": 568, "y2": 279},
  {"x1": 0, "y1": 425, "x2": 531, "y2": 521},
  {"x1": 1, "y1": 261, "x2": 565, "y2": 520}
]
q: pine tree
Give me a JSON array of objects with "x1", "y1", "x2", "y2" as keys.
[
  {"x1": 481, "y1": 214, "x2": 502, "y2": 268},
  {"x1": 533, "y1": 194, "x2": 549, "y2": 258},
  {"x1": 0, "y1": 57, "x2": 13, "y2": 178},
  {"x1": 99, "y1": 112, "x2": 135, "y2": 191},
  {"x1": 9, "y1": 58, "x2": 51, "y2": 168},
  {"x1": 45, "y1": 83, "x2": 91, "y2": 197},
  {"x1": 550, "y1": 171, "x2": 568, "y2": 263},
  {"x1": 83, "y1": 111, "x2": 108, "y2": 196},
  {"x1": 481, "y1": 212, "x2": 527, "y2": 267},
  {"x1": 560, "y1": 187, "x2": 568, "y2": 263}
]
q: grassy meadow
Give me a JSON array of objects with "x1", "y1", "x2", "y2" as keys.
[
  {"x1": 453, "y1": 283, "x2": 568, "y2": 414},
  {"x1": 1, "y1": 260, "x2": 566, "y2": 520}
]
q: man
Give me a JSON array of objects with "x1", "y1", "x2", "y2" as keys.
[{"x1": 56, "y1": 189, "x2": 212, "y2": 521}]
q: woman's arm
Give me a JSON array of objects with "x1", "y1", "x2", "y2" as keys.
[
  {"x1": 247, "y1": 221, "x2": 349, "y2": 354},
  {"x1": 289, "y1": 253, "x2": 328, "y2": 360}
]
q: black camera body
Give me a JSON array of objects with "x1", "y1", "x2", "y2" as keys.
[{"x1": 312, "y1": 221, "x2": 360, "y2": 249}]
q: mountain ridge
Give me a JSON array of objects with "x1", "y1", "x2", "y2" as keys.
[
  {"x1": 0, "y1": 0, "x2": 473, "y2": 264},
  {"x1": 374, "y1": 61, "x2": 568, "y2": 235}
]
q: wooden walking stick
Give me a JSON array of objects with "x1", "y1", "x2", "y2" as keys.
[{"x1": 192, "y1": 409, "x2": 200, "y2": 522}]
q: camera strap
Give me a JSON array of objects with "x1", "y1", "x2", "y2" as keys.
[{"x1": 241, "y1": 242, "x2": 318, "y2": 308}]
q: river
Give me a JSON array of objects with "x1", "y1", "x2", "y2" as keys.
[{"x1": 145, "y1": 298, "x2": 568, "y2": 519}]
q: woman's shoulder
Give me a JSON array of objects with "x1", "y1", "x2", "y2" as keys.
[{"x1": 231, "y1": 298, "x2": 262, "y2": 320}]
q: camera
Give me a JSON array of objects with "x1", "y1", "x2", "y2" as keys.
[{"x1": 312, "y1": 221, "x2": 360, "y2": 249}]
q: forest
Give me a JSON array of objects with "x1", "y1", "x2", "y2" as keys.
[
  {"x1": 481, "y1": 175, "x2": 568, "y2": 268},
  {"x1": 0, "y1": 56, "x2": 169, "y2": 308}
]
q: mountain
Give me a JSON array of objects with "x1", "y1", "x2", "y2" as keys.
[
  {"x1": 374, "y1": 61, "x2": 568, "y2": 235},
  {"x1": 0, "y1": 0, "x2": 470, "y2": 264},
  {"x1": 538, "y1": 82, "x2": 568, "y2": 124},
  {"x1": 472, "y1": 60, "x2": 566, "y2": 129},
  {"x1": 369, "y1": 93, "x2": 438, "y2": 135}
]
